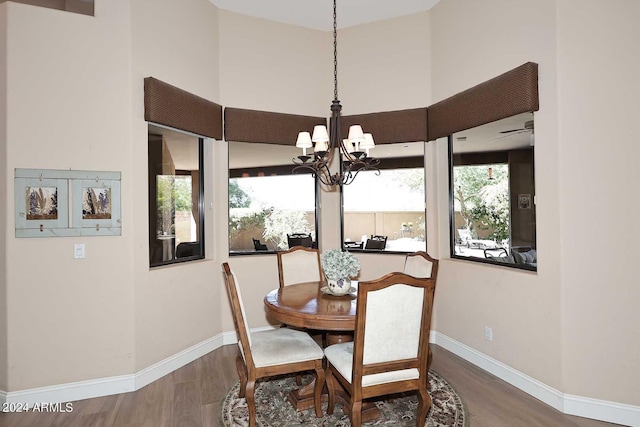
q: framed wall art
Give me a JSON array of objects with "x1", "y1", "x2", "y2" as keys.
[
  {"x1": 518, "y1": 194, "x2": 532, "y2": 210},
  {"x1": 14, "y1": 168, "x2": 121, "y2": 237},
  {"x1": 72, "y1": 174, "x2": 122, "y2": 236},
  {"x1": 15, "y1": 174, "x2": 70, "y2": 237}
]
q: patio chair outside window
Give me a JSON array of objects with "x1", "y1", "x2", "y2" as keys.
[
  {"x1": 252, "y1": 238, "x2": 268, "y2": 251},
  {"x1": 287, "y1": 233, "x2": 313, "y2": 248},
  {"x1": 364, "y1": 235, "x2": 387, "y2": 250}
]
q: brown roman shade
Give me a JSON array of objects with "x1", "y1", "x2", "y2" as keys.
[
  {"x1": 427, "y1": 62, "x2": 539, "y2": 141},
  {"x1": 340, "y1": 108, "x2": 428, "y2": 145},
  {"x1": 144, "y1": 77, "x2": 223, "y2": 140},
  {"x1": 224, "y1": 108, "x2": 326, "y2": 146}
]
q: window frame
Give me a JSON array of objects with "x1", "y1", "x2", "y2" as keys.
[
  {"x1": 148, "y1": 127, "x2": 205, "y2": 268},
  {"x1": 227, "y1": 143, "x2": 320, "y2": 256},
  {"x1": 448, "y1": 134, "x2": 537, "y2": 272},
  {"x1": 340, "y1": 150, "x2": 428, "y2": 255}
]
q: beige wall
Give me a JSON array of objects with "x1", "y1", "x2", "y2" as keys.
[
  {"x1": 218, "y1": 10, "x2": 331, "y2": 116},
  {"x1": 0, "y1": 3, "x2": 7, "y2": 392},
  {"x1": 4, "y1": 1, "x2": 134, "y2": 389},
  {"x1": 335, "y1": 13, "x2": 434, "y2": 287},
  {"x1": 557, "y1": 0, "x2": 640, "y2": 404},
  {"x1": 339, "y1": 11, "x2": 432, "y2": 114},
  {"x1": 430, "y1": 0, "x2": 563, "y2": 391},
  {"x1": 218, "y1": 11, "x2": 335, "y2": 332},
  {"x1": 130, "y1": 0, "x2": 221, "y2": 371},
  {"x1": 1, "y1": 0, "x2": 638, "y2": 412},
  {"x1": 431, "y1": 0, "x2": 640, "y2": 407}
]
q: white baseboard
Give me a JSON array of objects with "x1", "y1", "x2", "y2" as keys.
[
  {"x1": 1, "y1": 332, "x2": 226, "y2": 407},
  {"x1": 135, "y1": 333, "x2": 225, "y2": 390},
  {"x1": 564, "y1": 393, "x2": 640, "y2": 427},
  {"x1": 431, "y1": 331, "x2": 640, "y2": 427},
  {"x1": 1, "y1": 374, "x2": 136, "y2": 407},
  {"x1": 2, "y1": 329, "x2": 638, "y2": 427}
]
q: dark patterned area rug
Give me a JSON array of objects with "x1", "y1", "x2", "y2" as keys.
[{"x1": 220, "y1": 370, "x2": 467, "y2": 426}]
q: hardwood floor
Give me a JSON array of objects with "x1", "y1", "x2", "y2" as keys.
[{"x1": 0, "y1": 344, "x2": 621, "y2": 427}]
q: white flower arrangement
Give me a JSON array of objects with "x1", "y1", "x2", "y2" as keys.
[{"x1": 320, "y1": 249, "x2": 360, "y2": 280}]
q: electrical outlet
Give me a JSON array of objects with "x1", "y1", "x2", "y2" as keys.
[{"x1": 484, "y1": 326, "x2": 493, "y2": 341}]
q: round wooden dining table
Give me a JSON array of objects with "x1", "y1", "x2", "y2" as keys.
[{"x1": 264, "y1": 280, "x2": 357, "y2": 337}]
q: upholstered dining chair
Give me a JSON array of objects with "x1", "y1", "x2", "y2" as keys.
[
  {"x1": 403, "y1": 251, "x2": 439, "y2": 280},
  {"x1": 403, "y1": 251, "x2": 439, "y2": 371},
  {"x1": 324, "y1": 272, "x2": 436, "y2": 427},
  {"x1": 221, "y1": 263, "x2": 325, "y2": 426},
  {"x1": 277, "y1": 246, "x2": 322, "y2": 289}
]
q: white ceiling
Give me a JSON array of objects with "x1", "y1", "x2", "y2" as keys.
[
  {"x1": 208, "y1": 0, "x2": 441, "y2": 31},
  {"x1": 454, "y1": 112, "x2": 535, "y2": 154}
]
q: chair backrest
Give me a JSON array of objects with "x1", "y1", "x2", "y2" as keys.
[
  {"x1": 252, "y1": 238, "x2": 268, "y2": 251},
  {"x1": 364, "y1": 235, "x2": 387, "y2": 250},
  {"x1": 484, "y1": 247, "x2": 508, "y2": 258},
  {"x1": 277, "y1": 246, "x2": 322, "y2": 289},
  {"x1": 353, "y1": 272, "x2": 436, "y2": 386},
  {"x1": 287, "y1": 233, "x2": 313, "y2": 248},
  {"x1": 403, "y1": 251, "x2": 439, "y2": 280},
  {"x1": 222, "y1": 262, "x2": 254, "y2": 366}
]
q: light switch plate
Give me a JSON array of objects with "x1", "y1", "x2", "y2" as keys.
[{"x1": 74, "y1": 243, "x2": 85, "y2": 259}]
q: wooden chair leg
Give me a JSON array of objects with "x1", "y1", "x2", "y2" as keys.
[
  {"x1": 416, "y1": 385, "x2": 431, "y2": 426},
  {"x1": 313, "y1": 366, "x2": 325, "y2": 418},
  {"x1": 350, "y1": 400, "x2": 362, "y2": 427},
  {"x1": 427, "y1": 345, "x2": 433, "y2": 390},
  {"x1": 235, "y1": 355, "x2": 247, "y2": 398},
  {"x1": 326, "y1": 369, "x2": 336, "y2": 415},
  {"x1": 246, "y1": 380, "x2": 256, "y2": 427}
]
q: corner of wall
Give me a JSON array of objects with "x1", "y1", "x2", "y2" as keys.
[{"x1": 0, "y1": 1, "x2": 8, "y2": 393}]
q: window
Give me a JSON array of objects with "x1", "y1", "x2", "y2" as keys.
[
  {"x1": 449, "y1": 113, "x2": 537, "y2": 270},
  {"x1": 229, "y1": 141, "x2": 317, "y2": 253},
  {"x1": 148, "y1": 125, "x2": 204, "y2": 267},
  {"x1": 341, "y1": 141, "x2": 426, "y2": 253}
]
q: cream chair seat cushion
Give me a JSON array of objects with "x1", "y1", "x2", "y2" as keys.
[
  {"x1": 241, "y1": 327, "x2": 324, "y2": 368},
  {"x1": 324, "y1": 342, "x2": 419, "y2": 387}
]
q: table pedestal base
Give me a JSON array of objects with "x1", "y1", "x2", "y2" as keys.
[{"x1": 287, "y1": 386, "x2": 380, "y2": 422}]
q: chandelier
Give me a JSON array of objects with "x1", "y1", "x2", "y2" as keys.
[{"x1": 292, "y1": 0, "x2": 379, "y2": 186}]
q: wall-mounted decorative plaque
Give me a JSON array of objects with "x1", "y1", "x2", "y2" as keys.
[{"x1": 15, "y1": 169, "x2": 122, "y2": 237}]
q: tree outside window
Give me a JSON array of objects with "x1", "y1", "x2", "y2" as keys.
[{"x1": 453, "y1": 164, "x2": 509, "y2": 243}]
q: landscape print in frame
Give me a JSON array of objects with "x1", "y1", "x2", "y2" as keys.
[
  {"x1": 14, "y1": 170, "x2": 70, "y2": 237},
  {"x1": 82, "y1": 187, "x2": 112, "y2": 220},
  {"x1": 26, "y1": 186, "x2": 59, "y2": 220}
]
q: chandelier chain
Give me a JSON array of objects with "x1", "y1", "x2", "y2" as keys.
[
  {"x1": 333, "y1": 0, "x2": 338, "y2": 101},
  {"x1": 292, "y1": 0, "x2": 380, "y2": 186}
]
